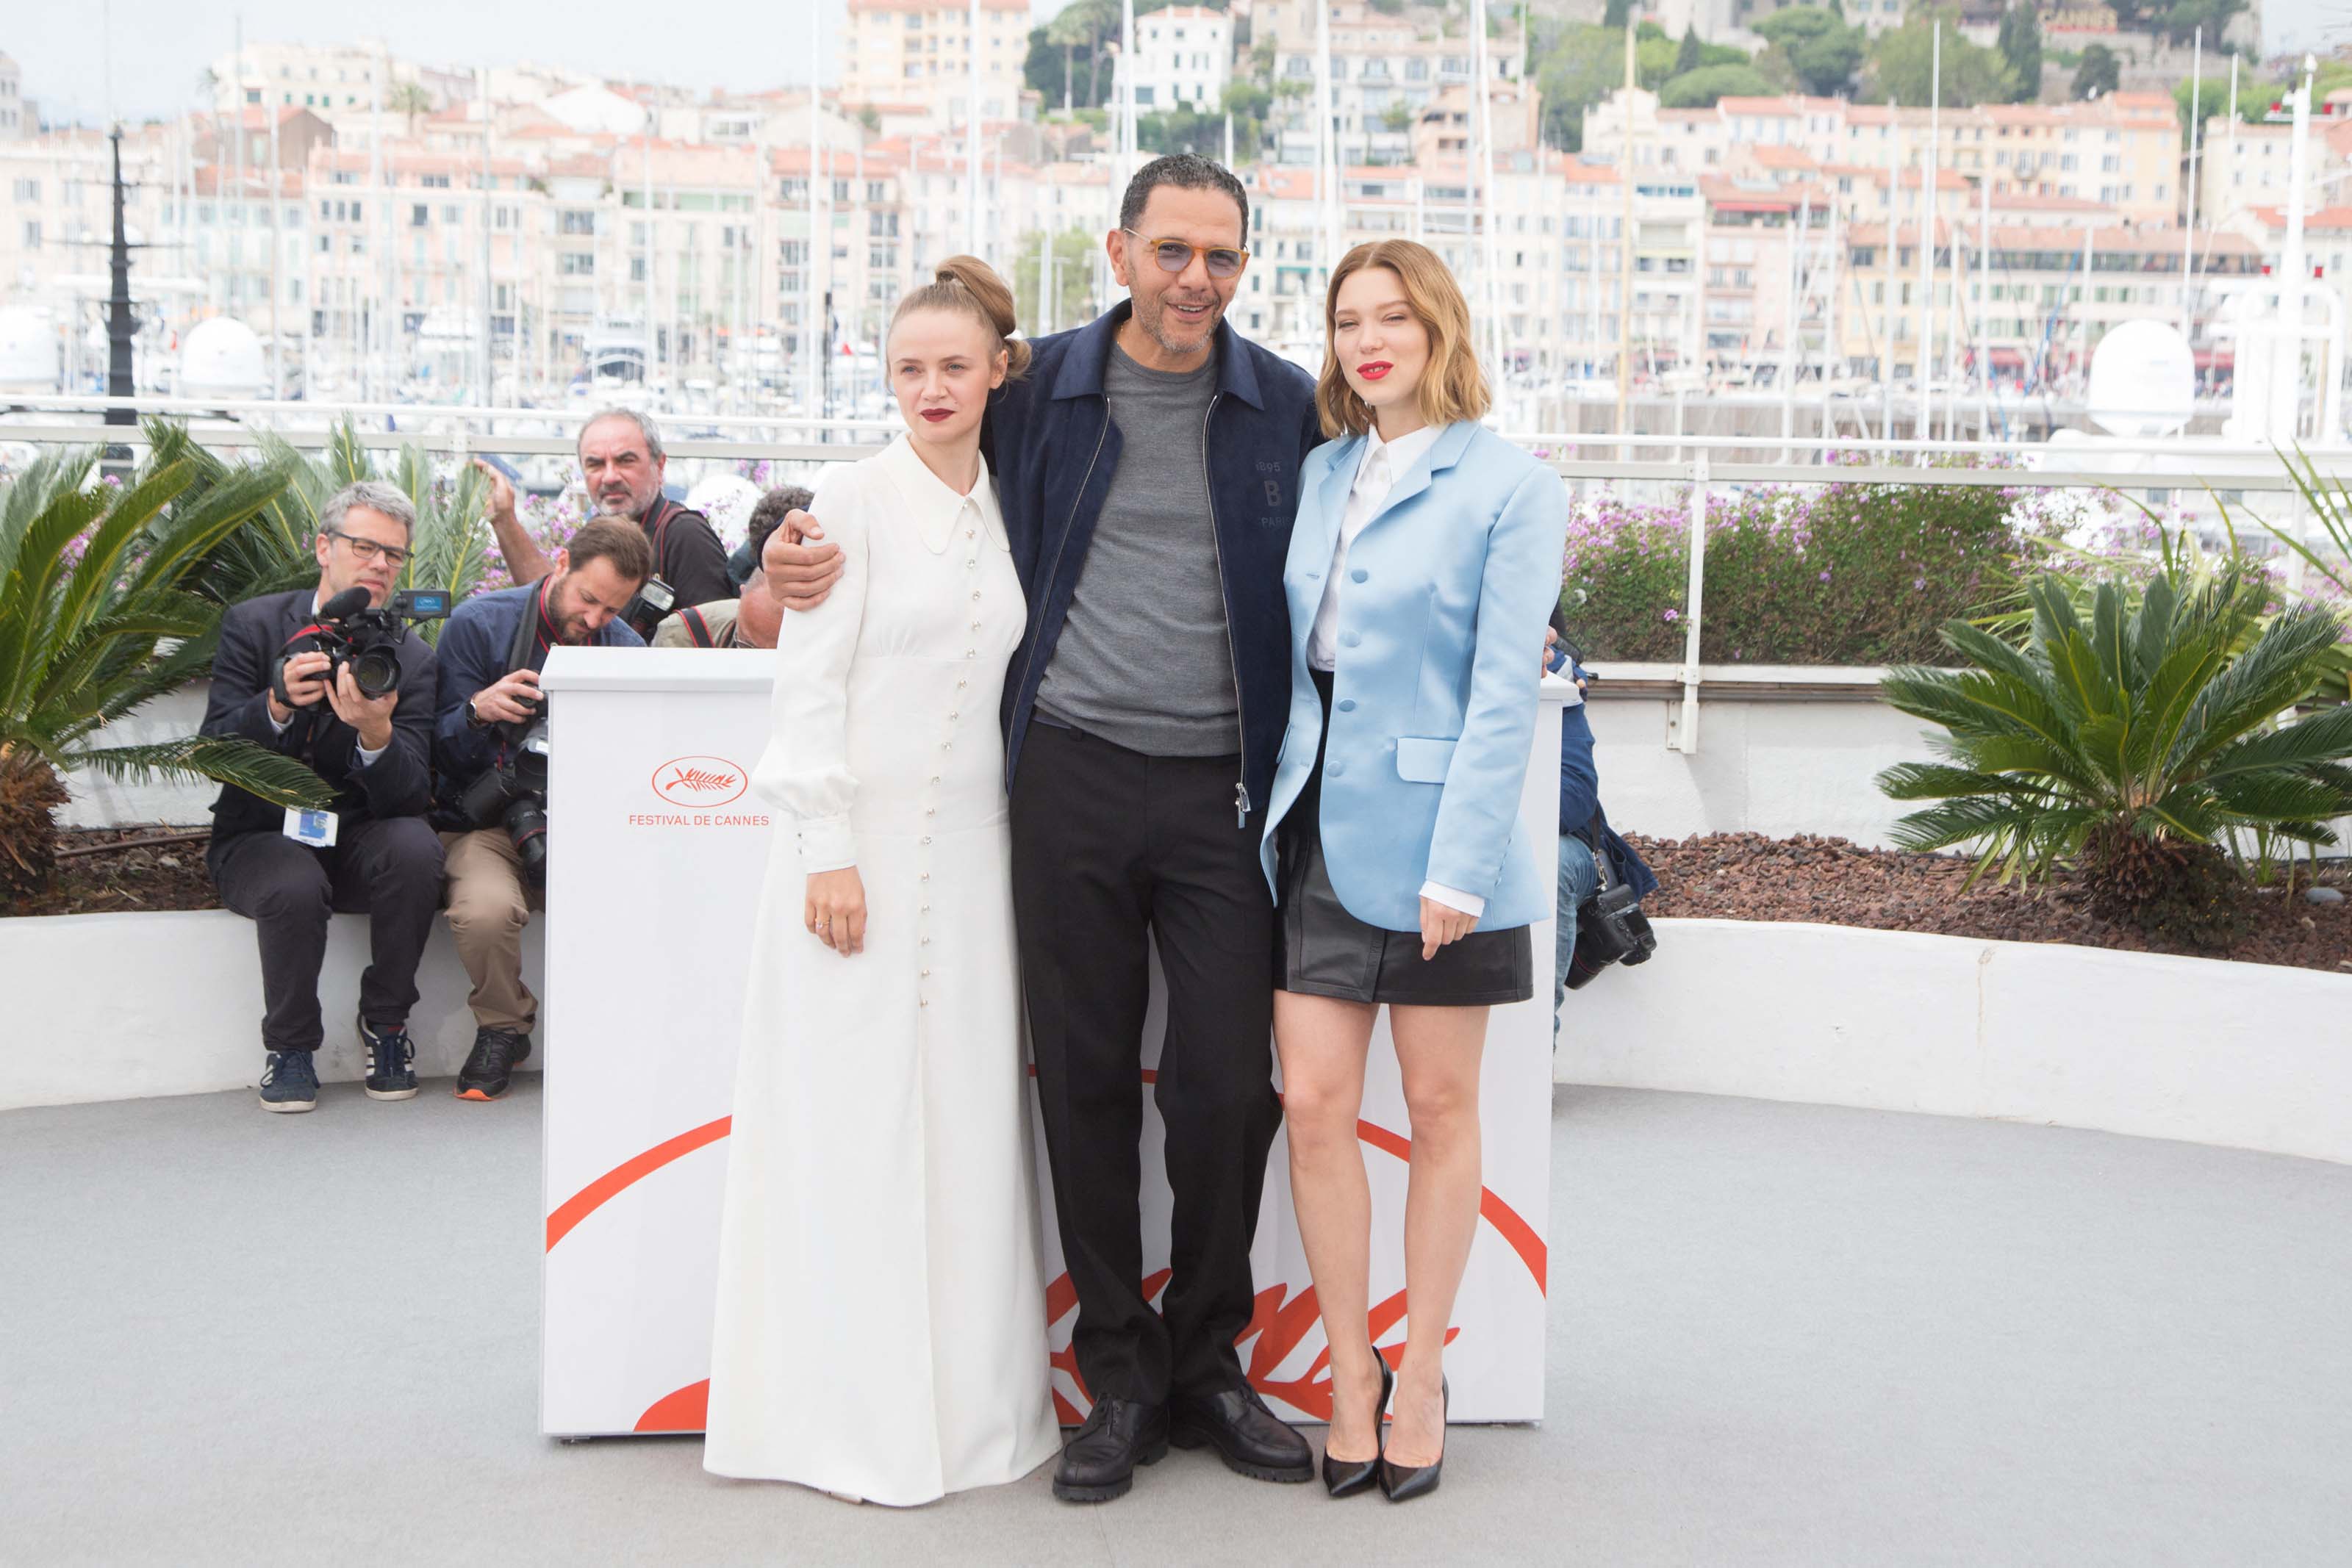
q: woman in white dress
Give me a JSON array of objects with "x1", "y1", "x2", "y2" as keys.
[{"x1": 705, "y1": 258, "x2": 1061, "y2": 1506}]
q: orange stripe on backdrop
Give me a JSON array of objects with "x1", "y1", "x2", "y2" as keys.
[
  {"x1": 544, "y1": 1115, "x2": 733, "y2": 1251},
  {"x1": 545, "y1": 1108, "x2": 1546, "y2": 1292},
  {"x1": 1354, "y1": 1118, "x2": 1547, "y2": 1292}
]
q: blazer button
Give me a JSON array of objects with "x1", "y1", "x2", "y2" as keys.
[
  {"x1": 1328, "y1": 759, "x2": 1346, "y2": 778},
  {"x1": 1351, "y1": 568, "x2": 1368, "y2": 583},
  {"x1": 1337, "y1": 698, "x2": 1355, "y2": 712},
  {"x1": 1341, "y1": 631, "x2": 1360, "y2": 648}
]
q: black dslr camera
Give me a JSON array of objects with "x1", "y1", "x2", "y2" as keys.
[
  {"x1": 1565, "y1": 881, "x2": 1657, "y2": 991},
  {"x1": 620, "y1": 576, "x2": 677, "y2": 641},
  {"x1": 273, "y1": 586, "x2": 451, "y2": 706},
  {"x1": 460, "y1": 709, "x2": 551, "y2": 887}
]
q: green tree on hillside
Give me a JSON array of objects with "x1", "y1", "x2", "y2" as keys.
[
  {"x1": 1662, "y1": 63, "x2": 1776, "y2": 108},
  {"x1": 1675, "y1": 25, "x2": 1703, "y2": 76},
  {"x1": 2071, "y1": 42, "x2": 2120, "y2": 99},
  {"x1": 1868, "y1": 9, "x2": 2015, "y2": 107},
  {"x1": 1996, "y1": 5, "x2": 2043, "y2": 103},
  {"x1": 1754, "y1": 7, "x2": 1868, "y2": 98}
]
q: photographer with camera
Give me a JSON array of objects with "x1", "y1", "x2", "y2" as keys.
[
  {"x1": 476, "y1": 407, "x2": 731, "y2": 641},
  {"x1": 202, "y1": 481, "x2": 448, "y2": 1113},
  {"x1": 651, "y1": 483, "x2": 800, "y2": 650},
  {"x1": 1544, "y1": 625, "x2": 1657, "y2": 1037},
  {"x1": 431, "y1": 518, "x2": 652, "y2": 1101}
]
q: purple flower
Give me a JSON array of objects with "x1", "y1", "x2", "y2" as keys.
[
  {"x1": 1818, "y1": 569, "x2": 1832, "y2": 582},
  {"x1": 1663, "y1": 608, "x2": 1680, "y2": 622}
]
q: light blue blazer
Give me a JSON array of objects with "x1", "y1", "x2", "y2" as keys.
[{"x1": 1258, "y1": 420, "x2": 1571, "y2": 933}]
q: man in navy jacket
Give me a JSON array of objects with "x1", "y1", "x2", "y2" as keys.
[
  {"x1": 202, "y1": 481, "x2": 444, "y2": 1113},
  {"x1": 430, "y1": 519, "x2": 650, "y2": 1101},
  {"x1": 765, "y1": 155, "x2": 1323, "y2": 1502}
]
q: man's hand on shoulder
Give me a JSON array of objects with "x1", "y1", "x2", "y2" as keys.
[{"x1": 764, "y1": 508, "x2": 844, "y2": 612}]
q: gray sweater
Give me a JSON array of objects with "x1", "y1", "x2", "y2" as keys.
[{"x1": 1034, "y1": 343, "x2": 1240, "y2": 756}]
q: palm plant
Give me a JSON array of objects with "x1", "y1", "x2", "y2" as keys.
[
  {"x1": 1, "y1": 431, "x2": 331, "y2": 904},
  {"x1": 1876, "y1": 567, "x2": 2352, "y2": 944},
  {"x1": 186, "y1": 421, "x2": 492, "y2": 644}
]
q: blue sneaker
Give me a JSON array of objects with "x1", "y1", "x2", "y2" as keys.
[
  {"x1": 358, "y1": 1014, "x2": 419, "y2": 1101},
  {"x1": 258, "y1": 1050, "x2": 318, "y2": 1113}
]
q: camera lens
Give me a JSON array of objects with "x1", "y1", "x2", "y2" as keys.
[
  {"x1": 351, "y1": 646, "x2": 402, "y2": 697},
  {"x1": 506, "y1": 798, "x2": 548, "y2": 887}
]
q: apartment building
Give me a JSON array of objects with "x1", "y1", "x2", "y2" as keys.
[
  {"x1": 1265, "y1": 7, "x2": 1524, "y2": 167},
  {"x1": 1586, "y1": 90, "x2": 2182, "y2": 227},
  {"x1": 1239, "y1": 151, "x2": 1704, "y2": 380},
  {"x1": 2197, "y1": 116, "x2": 2352, "y2": 229},
  {"x1": 836, "y1": 0, "x2": 1030, "y2": 131},
  {"x1": 1, "y1": 52, "x2": 34, "y2": 139},
  {"x1": 1834, "y1": 218, "x2": 2260, "y2": 384},
  {"x1": 1119, "y1": 7, "x2": 1233, "y2": 112}
]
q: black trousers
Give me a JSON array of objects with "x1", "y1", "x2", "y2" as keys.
[
  {"x1": 1010, "y1": 721, "x2": 1283, "y2": 1408},
  {"x1": 207, "y1": 816, "x2": 445, "y2": 1054}
]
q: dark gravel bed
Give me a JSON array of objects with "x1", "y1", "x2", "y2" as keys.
[
  {"x1": 12, "y1": 826, "x2": 2351, "y2": 977},
  {"x1": 1627, "y1": 832, "x2": 2352, "y2": 977},
  {"x1": 7, "y1": 827, "x2": 222, "y2": 918}
]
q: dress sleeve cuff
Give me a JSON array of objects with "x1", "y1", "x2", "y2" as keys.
[
  {"x1": 794, "y1": 815, "x2": 858, "y2": 873},
  {"x1": 1421, "y1": 882, "x2": 1485, "y2": 918}
]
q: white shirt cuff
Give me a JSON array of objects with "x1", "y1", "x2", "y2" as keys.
[
  {"x1": 795, "y1": 816, "x2": 858, "y2": 873},
  {"x1": 268, "y1": 708, "x2": 291, "y2": 735},
  {"x1": 354, "y1": 741, "x2": 387, "y2": 769},
  {"x1": 1421, "y1": 882, "x2": 1485, "y2": 918}
]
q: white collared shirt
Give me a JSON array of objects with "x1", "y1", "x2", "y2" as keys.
[
  {"x1": 1307, "y1": 422, "x2": 1441, "y2": 675},
  {"x1": 1307, "y1": 422, "x2": 1482, "y2": 920}
]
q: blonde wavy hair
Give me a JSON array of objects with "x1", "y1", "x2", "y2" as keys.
[{"x1": 1313, "y1": 239, "x2": 1489, "y2": 439}]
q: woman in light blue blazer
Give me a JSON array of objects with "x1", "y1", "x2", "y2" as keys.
[{"x1": 1258, "y1": 240, "x2": 1568, "y2": 1503}]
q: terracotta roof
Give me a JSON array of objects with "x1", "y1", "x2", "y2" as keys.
[{"x1": 2243, "y1": 204, "x2": 2352, "y2": 232}]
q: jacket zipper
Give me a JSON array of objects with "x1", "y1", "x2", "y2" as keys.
[
  {"x1": 1200, "y1": 391, "x2": 1251, "y2": 828},
  {"x1": 1011, "y1": 406, "x2": 1111, "y2": 732}
]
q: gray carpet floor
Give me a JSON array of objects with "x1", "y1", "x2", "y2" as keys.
[{"x1": 4, "y1": 1082, "x2": 2348, "y2": 1567}]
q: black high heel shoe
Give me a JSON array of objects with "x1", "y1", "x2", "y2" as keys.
[
  {"x1": 1321, "y1": 1350, "x2": 1395, "y2": 1498},
  {"x1": 1377, "y1": 1374, "x2": 1447, "y2": 1502}
]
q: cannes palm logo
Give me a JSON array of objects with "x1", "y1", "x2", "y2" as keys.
[{"x1": 650, "y1": 755, "x2": 747, "y2": 808}]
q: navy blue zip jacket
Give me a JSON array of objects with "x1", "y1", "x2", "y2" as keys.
[
  {"x1": 1556, "y1": 683, "x2": 1658, "y2": 901},
  {"x1": 989, "y1": 302, "x2": 1324, "y2": 823},
  {"x1": 430, "y1": 582, "x2": 643, "y2": 824}
]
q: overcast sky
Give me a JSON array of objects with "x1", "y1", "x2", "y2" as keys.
[{"x1": 12, "y1": 0, "x2": 2345, "y2": 129}]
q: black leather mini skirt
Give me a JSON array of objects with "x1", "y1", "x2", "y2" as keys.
[{"x1": 1275, "y1": 669, "x2": 1532, "y2": 1008}]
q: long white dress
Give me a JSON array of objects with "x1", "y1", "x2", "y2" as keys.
[{"x1": 704, "y1": 434, "x2": 1060, "y2": 1506}]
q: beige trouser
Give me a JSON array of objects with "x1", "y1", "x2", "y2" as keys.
[{"x1": 440, "y1": 828, "x2": 543, "y2": 1032}]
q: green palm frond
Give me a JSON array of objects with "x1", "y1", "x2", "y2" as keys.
[
  {"x1": 0, "y1": 433, "x2": 329, "y2": 841},
  {"x1": 71, "y1": 737, "x2": 331, "y2": 810},
  {"x1": 1879, "y1": 551, "x2": 2352, "y2": 904}
]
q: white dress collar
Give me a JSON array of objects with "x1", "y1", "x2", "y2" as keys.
[{"x1": 877, "y1": 433, "x2": 1000, "y2": 554}]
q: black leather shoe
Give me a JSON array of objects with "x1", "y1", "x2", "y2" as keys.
[
  {"x1": 1052, "y1": 1398, "x2": 1169, "y2": 1503},
  {"x1": 1323, "y1": 1351, "x2": 1395, "y2": 1498},
  {"x1": 1377, "y1": 1375, "x2": 1447, "y2": 1503},
  {"x1": 1171, "y1": 1384, "x2": 1314, "y2": 1484}
]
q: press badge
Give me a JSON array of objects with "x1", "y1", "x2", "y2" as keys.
[{"x1": 284, "y1": 808, "x2": 338, "y2": 848}]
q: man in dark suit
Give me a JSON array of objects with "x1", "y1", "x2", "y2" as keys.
[{"x1": 201, "y1": 481, "x2": 445, "y2": 1114}]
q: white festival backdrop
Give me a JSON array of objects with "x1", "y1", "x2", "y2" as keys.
[{"x1": 539, "y1": 648, "x2": 1563, "y2": 1436}]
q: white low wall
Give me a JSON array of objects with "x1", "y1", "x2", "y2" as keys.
[
  {"x1": 61, "y1": 683, "x2": 219, "y2": 828},
  {"x1": 1585, "y1": 690, "x2": 1928, "y2": 849},
  {"x1": 0, "y1": 910, "x2": 545, "y2": 1110},
  {"x1": 1556, "y1": 918, "x2": 2352, "y2": 1165}
]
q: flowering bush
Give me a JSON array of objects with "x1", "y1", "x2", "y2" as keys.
[{"x1": 1560, "y1": 480, "x2": 2031, "y2": 665}]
